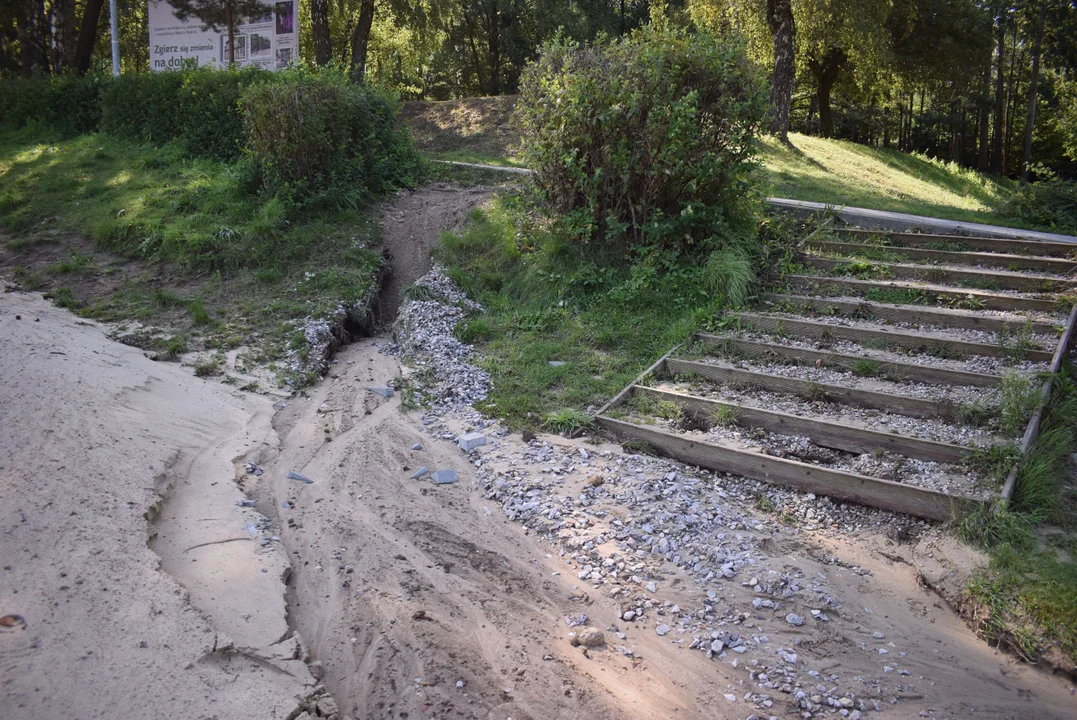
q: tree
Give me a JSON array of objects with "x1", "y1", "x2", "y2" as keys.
[
  {"x1": 766, "y1": 0, "x2": 795, "y2": 140},
  {"x1": 311, "y1": 0, "x2": 332, "y2": 65},
  {"x1": 73, "y1": 0, "x2": 106, "y2": 73},
  {"x1": 165, "y1": 0, "x2": 269, "y2": 65},
  {"x1": 1020, "y1": 0, "x2": 1046, "y2": 180},
  {"x1": 349, "y1": 0, "x2": 375, "y2": 79}
]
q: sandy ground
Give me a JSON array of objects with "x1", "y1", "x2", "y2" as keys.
[
  {"x1": 0, "y1": 286, "x2": 318, "y2": 719},
  {"x1": 2, "y1": 186, "x2": 1076, "y2": 720},
  {"x1": 376, "y1": 184, "x2": 492, "y2": 324}
]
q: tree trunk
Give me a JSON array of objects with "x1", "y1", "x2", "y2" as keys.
[
  {"x1": 1020, "y1": 4, "x2": 1046, "y2": 181},
  {"x1": 977, "y1": 52, "x2": 991, "y2": 171},
  {"x1": 49, "y1": 0, "x2": 76, "y2": 72},
  {"x1": 809, "y1": 49, "x2": 845, "y2": 138},
  {"x1": 72, "y1": 0, "x2": 105, "y2": 74},
  {"x1": 311, "y1": 0, "x2": 331, "y2": 66},
  {"x1": 487, "y1": 0, "x2": 500, "y2": 95},
  {"x1": 349, "y1": 0, "x2": 376, "y2": 81},
  {"x1": 766, "y1": 0, "x2": 795, "y2": 140},
  {"x1": 990, "y1": 17, "x2": 1005, "y2": 173}
]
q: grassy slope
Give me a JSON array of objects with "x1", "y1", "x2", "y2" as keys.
[
  {"x1": 401, "y1": 98, "x2": 1043, "y2": 230},
  {"x1": 0, "y1": 128, "x2": 382, "y2": 382},
  {"x1": 761, "y1": 133, "x2": 1024, "y2": 227}
]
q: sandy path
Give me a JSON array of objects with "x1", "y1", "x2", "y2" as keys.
[
  {"x1": 0, "y1": 287, "x2": 316, "y2": 719},
  {"x1": 251, "y1": 338, "x2": 1076, "y2": 720}
]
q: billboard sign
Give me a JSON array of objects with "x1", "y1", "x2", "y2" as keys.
[{"x1": 148, "y1": 0, "x2": 297, "y2": 71}]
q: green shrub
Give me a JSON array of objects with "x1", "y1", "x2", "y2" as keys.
[
  {"x1": 101, "y1": 67, "x2": 268, "y2": 160},
  {"x1": 517, "y1": 24, "x2": 767, "y2": 259},
  {"x1": 0, "y1": 74, "x2": 103, "y2": 136},
  {"x1": 240, "y1": 69, "x2": 421, "y2": 207},
  {"x1": 999, "y1": 171, "x2": 1077, "y2": 235}
]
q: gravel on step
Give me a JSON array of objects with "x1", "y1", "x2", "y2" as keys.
[{"x1": 654, "y1": 378, "x2": 1007, "y2": 447}]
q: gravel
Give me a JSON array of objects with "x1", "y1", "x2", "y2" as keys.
[
  {"x1": 696, "y1": 352, "x2": 997, "y2": 406},
  {"x1": 390, "y1": 267, "x2": 491, "y2": 412},
  {"x1": 724, "y1": 327, "x2": 1049, "y2": 379},
  {"x1": 754, "y1": 309, "x2": 1057, "y2": 355},
  {"x1": 657, "y1": 378, "x2": 1005, "y2": 447}
]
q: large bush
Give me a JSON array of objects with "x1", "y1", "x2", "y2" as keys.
[
  {"x1": 1000, "y1": 173, "x2": 1077, "y2": 236},
  {"x1": 101, "y1": 67, "x2": 269, "y2": 160},
  {"x1": 0, "y1": 74, "x2": 103, "y2": 137},
  {"x1": 241, "y1": 70, "x2": 421, "y2": 208},
  {"x1": 517, "y1": 25, "x2": 768, "y2": 258}
]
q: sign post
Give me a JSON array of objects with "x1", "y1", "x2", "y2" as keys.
[{"x1": 148, "y1": 0, "x2": 298, "y2": 71}]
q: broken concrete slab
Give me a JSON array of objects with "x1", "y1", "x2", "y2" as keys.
[
  {"x1": 411, "y1": 466, "x2": 430, "y2": 479},
  {"x1": 432, "y1": 469, "x2": 458, "y2": 484},
  {"x1": 457, "y1": 433, "x2": 486, "y2": 451}
]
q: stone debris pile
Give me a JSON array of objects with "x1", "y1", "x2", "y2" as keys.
[{"x1": 392, "y1": 267, "x2": 491, "y2": 411}]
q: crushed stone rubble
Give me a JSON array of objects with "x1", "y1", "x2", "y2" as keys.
[
  {"x1": 620, "y1": 409, "x2": 990, "y2": 499},
  {"x1": 657, "y1": 379, "x2": 1005, "y2": 447},
  {"x1": 755, "y1": 309, "x2": 1057, "y2": 355},
  {"x1": 722, "y1": 327, "x2": 1049, "y2": 378},
  {"x1": 389, "y1": 275, "x2": 944, "y2": 718},
  {"x1": 698, "y1": 353, "x2": 997, "y2": 407},
  {"x1": 386, "y1": 267, "x2": 491, "y2": 412},
  {"x1": 769, "y1": 293, "x2": 1067, "y2": 328}
]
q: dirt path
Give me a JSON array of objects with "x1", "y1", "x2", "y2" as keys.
[
  {"x1": 3, "y1": 186, "x2": 1075, "y2": 720},
  {"x1": 375, "y1": 184, "x2": 492, "y2": 324},
  {"x1": 249, "y1": 334, "x2": 1076, "y2": 720}
]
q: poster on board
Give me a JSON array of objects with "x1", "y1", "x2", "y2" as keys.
[{"x1": 148, "y1": 0, "x2": 298, "y2": 71}]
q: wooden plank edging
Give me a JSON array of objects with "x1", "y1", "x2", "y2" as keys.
[
  {"x1": 807, "y1": 240, "x2": 1077, "y2": 275},
  {"x1": 727, "y1": 312, "x2": 1053, "y2": 362},
  {"x1": 1001, "y1": 301, "x2": 1077, "y2": 501},
  {"x1": 802, "y1": 255, "x2": 1076, "y2": 292},
  {"x1": 666, "y1": 357, "x2": 964, "y2": 421},
  {"x1": 633, "y1": 385, "x2": 972, "y2": 463},
  {"x1": 761, "y1": 293, "x2": 1058, "y2": 335},
  {"x1": 695, "y1": 333, "x2": 1002, "y2": 388},
  {"x1": 783, "y1": 274, "x2": 1059, "y2": 313},
  {"x1": 834, "y1": 228, "x2": 1077, "y2": 257},
  {"x1": 596, "y1": 415, "x2": 969, "y2": 521}
]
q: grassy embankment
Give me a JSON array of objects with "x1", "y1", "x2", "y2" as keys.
[
  {"x1": 0, "y1": 128, "x2": 382, "y2": 384},
  {"x1": 402, "y1": 98, "x2": 1048, "y2": 232}
]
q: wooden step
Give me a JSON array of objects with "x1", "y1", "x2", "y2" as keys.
[
  {"x1": 634, "y1": 385, "x2": 972, "y2": 463},
  {"x1": 694, "y1": 333, "x2": 1002, "y2": 387},
  {"x1": 596, "y1": 415, "x2": 971, "y2": 521},
  {"x1": 835, "y1": 228, "x2": 1077, "y2": 258},
  {"x1": 803, "y1": 255, "x2": 1076, "y2": 292},
  {"x1": 665, "y1": 357, "x2": 971, "y2": 422},
  {"x1": 784, "y1": 274, "x2": 1061, "y2": 313},
  {"x1": 761, "y1": 293, "x2": 1058, "y2": 335},
  {"x1": 806, "y1": 240, "x2": 1077, "y2": 275},
  {"x1": 726, "y1": 312, "x2": 1053, "y2": 362}
]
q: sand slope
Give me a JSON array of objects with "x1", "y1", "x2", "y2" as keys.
[{"x1": 0, "y1": 287, "x2": 315, "y2": 720}]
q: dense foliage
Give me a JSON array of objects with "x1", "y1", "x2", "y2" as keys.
[
  {"x1": 101, "y1": 66, "x2": 268, "y2": 160},
  {"x1": 518, "y1": 25, "x2": 767, "y2": 258},
  {"x1": 242, "y1": 69, "x2": 421, "y2": 207},
  {"x1": 0, "y1": 67, "x2": 421, "y2": 204},
  {"x1": 5, "y1": 0, "x2": 1077, "y2": 180}
]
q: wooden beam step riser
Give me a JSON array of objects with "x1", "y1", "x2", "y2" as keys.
[
  {"x1": 694, "y1": 333, "x2": 1001, "y2": 388},
  {"x1": 762, "y1": 293, "x2": 1057, "y2": 335},
  {"x1": 596, "y1": 415, "x2": 964, "y2": 521},
  {"x1": 633, "y1": 385, "x2": 971, "y2": 464},
  {"x1": 665, "y1": 357, "x2": 961, "y2": 421},
  {"x1": 807, "y1": 241, "x2": 1077, "y2": 275},
  {"x1": 785, "y1": 275, "x2": 1059, "y2": 313},
  {"x1": 834, "y1": 228, "x2": 1077, "y2": 258},
  {"x1": 803, "y1": 256, "x2": 1076, "y2": 292},
  {"x1": 728, "y1": 312, "x2": 1053, "y2": 362}
]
